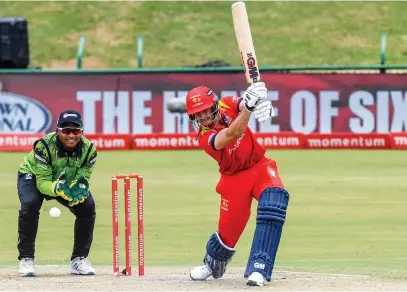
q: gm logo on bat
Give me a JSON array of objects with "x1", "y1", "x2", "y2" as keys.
[{"x1": 246, "y1": 52, "x2": 259, "y2": 82}]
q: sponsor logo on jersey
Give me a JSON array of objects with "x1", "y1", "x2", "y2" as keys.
[
  {"x1": 218, "y1": 100, "x2": 230, "y2": 110},
  {"x1": 268, "y1": 167, "x2": 276, "y2": 177},
  {"x1": 228, "y1": 133, "x2": 245, "y2": 155},
  {"x1": 223, "y1": 114, "x2": 231, "y2": 124},
  {"x1": 221, "y1": 198, "x2": 229, "y2": 211}
]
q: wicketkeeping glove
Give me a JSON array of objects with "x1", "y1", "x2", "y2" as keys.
[
  {"x1": 243, "y1": 82, "x2": 268, "y2": 112},
  {"x1": 253, "y1": 100, "x2": 275, "y2": 123},
  {"x1": 69, "y1": 175, "x2": 90, "y2": 207},
  {"x1": 51, "y1": 171, "x2": 73, "y2": 202}
]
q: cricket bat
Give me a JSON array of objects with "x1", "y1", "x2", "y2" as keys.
[
  {"x1": 232, "y1": 2, "x2": 276, "y2": 117},
  {"x1": 232, "y1": 1, "x2": 260, "y2": 84}
]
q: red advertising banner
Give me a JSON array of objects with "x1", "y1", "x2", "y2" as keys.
[
  {"x1": 85, "y1": 134, "x2": 132, "y2": 151},
  {"x1": 130, "y1": 132, "x2": 306, "y2": 150},
  {"x1": 1, "y1": 132, "x2": 404, "y2": 152},
  {"x1": 303, "y1": 133, "x2": 391, "y2": 149},
  {"x1": 0, "y1": 73, "x2": 406, "y2": 134},
  {"x1": 0, "y1": 133, "x2": 42, "y2": 151},
  {"x1": 255, "y1": 132, "x2": 304, "y2": 149},
  {"x1": 389, "y1": 132, "x2": 407, "y2": 149},
  {"x1": 131, "y1": 133, "x2": 199, "y2": 150}
]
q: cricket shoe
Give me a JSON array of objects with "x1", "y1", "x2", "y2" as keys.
[
  {"x1": 247, "y1": 272, "x2": 265, "y2": 286},
  {"x1": 70, "y1": 257, "x2": 95, "y2": 275},
  {"x1": 190, "y1": 264, "x2": 212, "y2": 281},
  {"x1": 19, "y1": 258, "x2": 35, "y2": 277}
]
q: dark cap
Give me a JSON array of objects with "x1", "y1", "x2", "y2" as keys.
[{"x1": 56, "y1": 110, "x2": 83, "y2": 128}]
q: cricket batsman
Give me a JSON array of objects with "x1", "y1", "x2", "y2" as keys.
[
  {"x1": 16, "y1": 110, "x2": 97, "y2": 276},
  {"x1": 185, "y1": 83, "x2": 289, "y2": 286}
]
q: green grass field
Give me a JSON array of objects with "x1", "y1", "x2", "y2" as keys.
[
  {"x1": 0, "y1": 150, "x2": 405, "y2": 279},
  {"x1": 1, "y1": 1, "x2": 407, "y2": 68}
]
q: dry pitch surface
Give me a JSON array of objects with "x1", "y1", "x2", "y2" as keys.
[{"x1": 0, "y1": 266, "x2": 406, "y2": 292}]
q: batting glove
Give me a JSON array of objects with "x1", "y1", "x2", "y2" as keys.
[
  {"x1": 254, "y1": 100, "x2": 275, "y2": 123},
  {"x1": 69, "y1": 175, "x2": 90, "y2": 207},
  {"x1": 243, "y1": 82, "x2": 268, "y2": 112}
]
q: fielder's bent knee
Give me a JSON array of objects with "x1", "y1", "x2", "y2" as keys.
[
  {"x1": 20, "y1": 200, "x2": 42, "y2": 215},
  {"x1": 72, "y1": 194, "x2": 96, "y2": 218},
  {"x1": 204, "y1": 232, "x2": 236, "y2": 279}
]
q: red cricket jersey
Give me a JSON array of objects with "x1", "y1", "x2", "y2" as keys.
[{"x1": 198, "y1": 95, "x2": 266, "y2": 175}]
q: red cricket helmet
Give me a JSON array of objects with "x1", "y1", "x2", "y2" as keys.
[{"x1": 185, "y1": 86, "x2": 219, "y2": 116}]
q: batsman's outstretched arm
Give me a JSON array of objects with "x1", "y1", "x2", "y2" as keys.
[
  {"x1": 214, "y1": 108, "x2": 251, "y2": 150},
  {"x1": 213, "y1": 82, "x2": 267, "y2": 150}
]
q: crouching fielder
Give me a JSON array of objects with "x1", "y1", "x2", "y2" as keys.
[{"x1": 185, "y1": 83, "x2": 289, "y2": 286}]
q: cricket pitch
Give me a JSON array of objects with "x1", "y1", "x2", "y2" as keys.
[{"x1": 0, "y1": 266, "x2": 406, "y2": 292}]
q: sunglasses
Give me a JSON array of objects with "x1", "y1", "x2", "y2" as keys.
[{"x1": 58, "y1": 127, "x2": 83, "y2": 135}]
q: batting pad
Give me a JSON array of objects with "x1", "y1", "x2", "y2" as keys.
[
  {"x1": 204, "y1": 232, "x2": 236, "y2": 279},
  {"x1": 244, "y1": 187, "x2": 289, "y2": 281}
]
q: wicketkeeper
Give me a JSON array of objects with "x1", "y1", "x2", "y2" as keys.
[
  {"x1": 185, "y1": 83, "x2": 290, "y2": 286},
  {"x1": 17, "y1": 110, "x2": 97, "y2": 276}
]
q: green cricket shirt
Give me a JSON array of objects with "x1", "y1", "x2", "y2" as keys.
[{"x1": 18, "y1": 133, "x2": 97, "y2": 197}]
